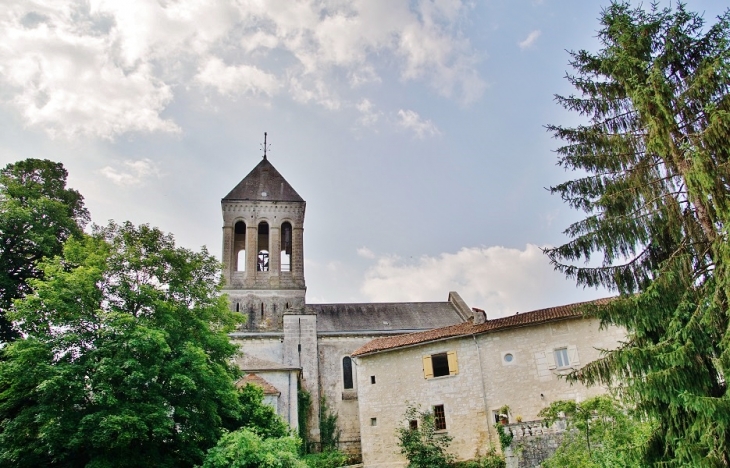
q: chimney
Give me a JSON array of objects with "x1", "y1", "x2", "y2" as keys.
[{"x1": 472, "y1": 307, "x2": 486, "y2": 325}]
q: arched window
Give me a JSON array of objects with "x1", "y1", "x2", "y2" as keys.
[
  {"x1": 342, "y1": 356, "x2": 354, "y2": 390},
  {"x1": 234, "y1": 221, "x2": 246, "y2": 271},
  {"x1": 281, "y1": 222, "x2": 292, "y2": 272},
  {"x1": 257, "y1": 222, "x2": 269, "y2": 271}
]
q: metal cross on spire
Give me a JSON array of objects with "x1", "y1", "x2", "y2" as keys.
[{"x1": 261, "y1": 132, "x2": 270, "y2": 160}]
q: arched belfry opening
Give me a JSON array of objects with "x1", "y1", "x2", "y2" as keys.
[
  {"x1": 221, "y1": 155, "x2": 306, "y2": 326},
  {"x1": 234, "y1": 221, "x2": 246, "y2": 271},
  {"x1": 257, "y1": 222, "x2": 269, "y2": 272},
  {"x1": 281, "y1": 222, "x2": 292, "y2": 272}
]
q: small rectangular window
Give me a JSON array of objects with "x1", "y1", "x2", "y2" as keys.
[
  {"x1": 409, "y1": 420, "x2": 418, "y2": 430},
  {"x1": 554, "y1": 348, "x2": 569, "y2": 368},
  {"x1": 433, "y1": 405, "x2": 446, "y2": 431},
  {"x1": 370, "y1": 417, "x2": 377, "y2": 426},
  {"x1": 371, "y1": 375, "x2": 376, "y2": 384}
]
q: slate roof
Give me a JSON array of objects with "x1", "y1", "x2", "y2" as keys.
[
  {"x1": 237, "y1": 373, "x2": 280, "y2": 395},
  {"x1": 309, "y1": 301, "x2": 466, "y2": 333},
  {"x1": 352, "y1": 297, "x2": 612, "y2": 356},
  {"x1": 223, "y1": 158, "x2": 304, "y2": 202},
  {"x1": 235, "y1": 354, "x2": 299, "y2": 371}
]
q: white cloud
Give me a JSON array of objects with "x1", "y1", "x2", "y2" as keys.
[
  {"x1": 356, "y1": 99, "x2": 381, "y2": 127},
  {"x1": 356, "y1": 246, "x2": 376, "y2": 259},
  {"x1": 0, "y1": 0, "x2": 190, "y2": 139},
  {"x1": 99, "y1": 158, "x2": 162, "y2": 186},
  {"x1": 518, "y1": 30, "x2": 542, "y2": 49},
  {"x1": 0, "y1": 0, "x2": 484, "y2": 138},
  {"x1": 397, "y1": 109, "x2": 440, "y2": 138},
  {"x1": 360, "y1": 244, "x2": 607, "y2": 319},
  {"x1": 196, "y1": 57, "x2": 280, "y2": 96}
]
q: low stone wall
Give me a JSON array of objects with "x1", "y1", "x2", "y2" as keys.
[{"x1": 503, "y1": 419, "x2": 566, "y2": 468}]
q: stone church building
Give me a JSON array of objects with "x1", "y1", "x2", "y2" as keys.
[{"x1": 221, "y1": 156, "x2": 624, "y2": 466}]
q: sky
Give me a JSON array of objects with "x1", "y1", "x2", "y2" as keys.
[{"x1": 1, "y1": 0, "x2": 727, "y2": 318}]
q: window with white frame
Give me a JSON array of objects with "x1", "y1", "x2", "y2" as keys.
[
  {"x1": 546, "y1": 345, "x2": 580, "y2": 370},
  {"x1": 554, "y1": 348, "x2": 569, "y2": 368},
  {"x1": 502, "y1": 351, "x2": 516, "y2": 366}
]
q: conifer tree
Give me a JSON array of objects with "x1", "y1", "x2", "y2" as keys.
[{"x1": 545, "y1": 2, "x2": 730, "y2": 466}]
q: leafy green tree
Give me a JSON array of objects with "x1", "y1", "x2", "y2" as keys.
[
  {"x1": 396, "y1": 404, "x2": 455, "y2": 468},
  {"x1": 544, "y1": 2, "x2": 730, "y2": 465},
  {"x1": 0, "y1": 159, "x2": 88, "y2": 342},
  {"x1": 235, "y1": 383, "x2": 289, "y2": 439},
  {"x1": 201, "y1": 428, "x2": 306, "y2": 468},
  {"x1": 538, "y1": 396, "x2": 652, "y2": 468},
  {"x1": 0, "y1": 222, "x2": 242, "y2": 467}
]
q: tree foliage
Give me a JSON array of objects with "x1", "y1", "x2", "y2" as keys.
[
  {"x1": 396, "y1": 404, "x2": 455, "y2": 468},
  {"x1": 301, "y1": 450, "x2": 350, "y2": 468},
  {"x1": 0, "y1": 159, "x2": 88, "y2": 342},
  {"x1": 201, "y1": 428, "x2": 306, "y2": 468},
  {"x1": 453, "y1": 449, "x2": 505, "y2": 468},
  {"x1": 0, "y1": 222, "x2": 243, "y2": 467},
  {"x1": 538, "y1": 396, "x2": 652, "y2": 468},
  {"x1": 235, "y1": 383, "x2": 289, "y2": 439},
  {"x1": 545, "y1": 2, "x2": 730, "y2": 465},
  {"x1": 319, "y1": 396, "x2": 341, "y2": 452}
]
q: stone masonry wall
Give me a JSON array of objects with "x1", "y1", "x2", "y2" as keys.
[
  {"x1": 476, "y1": 318, "x2": 625, "y2": 441},
  {"x1": 284, "y1": 314, "x2": 321, "y2": 443},
  {"x1": 354, "y1": 317, "x2": 625, "y2": 467},
  {"x1": 318, "y1": 335, "x2": 386, "y2": 456},
  {"x1": 355, "y1": 338, "x2": 492, "y2": 468},
  {"x1": 228, "y1": 289, "x2": 305, "y2": 331}
]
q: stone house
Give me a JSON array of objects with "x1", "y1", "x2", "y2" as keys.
[
  {"x1": 220, "y1": 155, "x2": 625, "y2": 464},
  {"x1": 350, "y1": 302, "x2": 625, "y2": 467}
]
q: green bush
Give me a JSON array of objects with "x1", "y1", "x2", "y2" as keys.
[
  {"x1": 453, "y1": 449, "x2": 506, "y2": 468},
  {"x1": 234, "y1": 383, "x2": 290, "y2": 439},
  {"x1": 538, "y1": 396, "x2": 652, "y2": 468},
  {"x1": 302, "y1": 450, "x2": 349, "y2": 468},
  {"x1": 202, "y1": 428, "x2": 306, "y2": 468},
  {"x1": 396, "y1": 404, "x2": 455, "y2": 468}
]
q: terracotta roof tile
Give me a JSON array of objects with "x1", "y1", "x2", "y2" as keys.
[
  {"x1": 237, "y1": 373, "x2": 280, "y2": 395},
  {"x1": 352, "y1": 297, "x2": 612, "y2": 357}
]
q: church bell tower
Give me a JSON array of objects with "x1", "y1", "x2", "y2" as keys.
[{"x1": 221, "y1": 150, "x2": 306, "y2": 330}]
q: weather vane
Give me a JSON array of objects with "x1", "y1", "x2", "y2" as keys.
[{"x1": 261, "y1": 132, "x2": 270, "y2": 160}]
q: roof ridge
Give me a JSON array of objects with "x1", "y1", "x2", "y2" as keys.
[
  {"x1": 308, "y1": 301, "x2": 450, "y2": 306},
  {"x1": 352, "y1": 297, "x2": 613, "y2": 357}
]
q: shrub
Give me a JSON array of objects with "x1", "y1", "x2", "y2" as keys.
[
  {"x1": 396, "y1": 404, "x2": 455, "y2": 468},
  {"x1": 202, "y1": 428, "x2": 306, "y2": 468},
  {"x1": 319, "y1": 396, "x2": 341, "y2": 452},
  {"x1": 302, "y1": 450, "x2": 349, "y2": 468}
]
